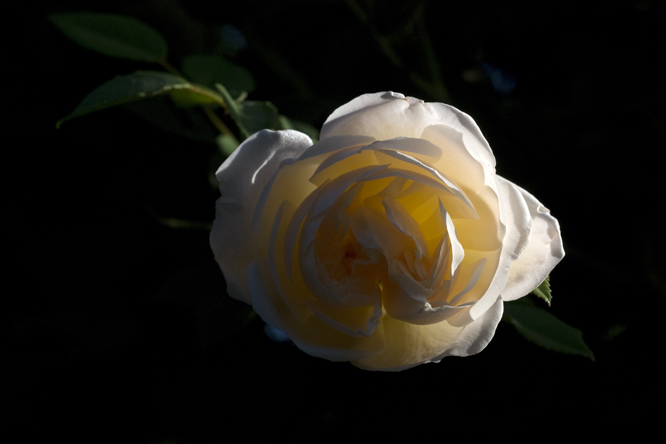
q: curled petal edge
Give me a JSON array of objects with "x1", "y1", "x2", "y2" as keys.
[
  {"x1": 352, "y1": 296, "x2": 504, "y2": 371},
  {"x1": 211, "y1": 130, "x2": 313, "y2": 304},
  {"x1": 501, "y1": 184, "x2": 565, "y2": 301}
]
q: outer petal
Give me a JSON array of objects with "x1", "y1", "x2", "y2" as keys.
[
  {"x1": 210, "y1": 130, "x2": 313, "y2": 303},
  {"x1": 352, "y1": 296, "x2": 504, "y2": 371},
  {"x1": 321, "y1": 91, "x2": 495, "y2": 171},
  {"x1": 501, "y1": 184, "x2": 565, "y2": 301},
  {"x1": 448, "y1": 175, "x2": 532, "y2": 326}
]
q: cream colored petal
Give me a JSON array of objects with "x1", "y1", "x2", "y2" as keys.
[
  {"x1": 453, "y1": 176, "x2": 532, "y2": 320},
  {"x1": 321, "y1": 92, "x2": 414, "y2": 140},
  {"x1": 304, "y1": 165, "x2": 390, "y2": 219},
  {"x1": 349, "y1": 205, "x2": 415, "y2": 266},
  {"x1": 282, "y1": 181, "x2": 330, "y2": 281},
  {"x1": 369, "y1": 137, "x2": 443, "y2": 159},
  {"x1": 449, "y1": 175, "x2": 527, "y2": 324},
  {"x1": 442, "y1": 200, "x2": 465, "y2": 275},
  {"x1": 495, "y1": 177, "x2": 533, "y2": 262},
  {"x1": 296, "y1": 134, "x2": 375, "y2": 161},
  {"x1": 305, "y1": 297, "x2": 383, "y2": 337},
  {"x1": 299, "y1": 245, "x2": 380, "y2": 309},
  {"x1": 416, "y1": 123, "x2": 502, "y2": 252},
  {"x1": 281, "y1": 178, "x2": 382, "y2": 312},
  {"x1": 447, "y1": 258, "x2": 487, "y2": 306},
  {"x1": 350, "y1": 198, "x2": 470, "y2": 325},
  {"x1": 309, "y1": 137, "x2": 445, "y2": 186},
  {"x1": 501, "y1": 184, "x2": 565, "y2": 301},
  {"x1": 382, "y1": 275, "x2": 474, "y2": 326},
  {"x1": 382, "y1": 196, "x2": 428, "y2": 259},
  {"x1": 215, "y1": 130, "x2": 312, "y2": 204},
  {"x1": 352, "y1": 296, "x2": 504, "y2": 371},
  {"x1": 267, "y1": 201, "x2": 314, "y2": 323},
  {"x1": 363, "y1": 166, "x2": 478, "y2": 220},
  {"x1": 376, "y1": 147, "x2": 476, "y2": 215},
  {"x1": 210, "y1": 130, "x2": 312, "y2": 303},
  {"x1": 321, "y1": 92, "x2": 496, "y2": 173},
  {"x1": 420, "y1": 124, "x2": 491, "y2": 197}
]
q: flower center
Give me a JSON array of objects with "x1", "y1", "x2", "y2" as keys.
[
  {"x1": 311, "y1": 177, "x2": 452, "y2": 300},
  {"x1": 315, "y1": 232, "x2": 372, "y2": 281}
]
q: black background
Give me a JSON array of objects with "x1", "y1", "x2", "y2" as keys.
[{"x1": 9, "y1": 0, "x2": 664, "y2": 442}]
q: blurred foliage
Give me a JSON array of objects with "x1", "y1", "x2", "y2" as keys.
[
  {"x1": 504, "y1": 298, "x2": 594, "y2": 360},
  {"x1": 52, "y1": 10, "x2": 318, "y2": 149},
  {"x1": 182, "y1": 54, "x2": 255, "y2": 95},
  {"x1": 49, "y1": 12, "x2": 168, "y2": 62}
]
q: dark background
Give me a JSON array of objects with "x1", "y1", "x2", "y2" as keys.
[{"x1": 9, "y1": 0, "x2": 664, "y2": 442}]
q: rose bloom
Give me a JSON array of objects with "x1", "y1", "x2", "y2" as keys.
[{"x1": 211, "y1": 92, "x2": 564, "y2": 371}]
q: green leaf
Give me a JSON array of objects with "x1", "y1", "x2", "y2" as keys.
[
  {"x1": 49, "y1": 12, "x2": 168, "y2": 62},
  {"x1": 214, "y1": 83, "x2": 241, "y2": 116},
  {"x1": 504, "y1": 303, "x2": 595, "y2": 360},
  {"x1": 210, "y1": 135, "x2": 240, "y2": 187},
  {"x1": 531, "y1": 275, "x2": 552, "y2": 306},
  {"x1": 214, "y1": 83, "x2": 280, "y2": 139},
  {"x1": 182, "y1": 54, "x2": 255, "y2": 93},
  {"x1": 57, "y1": 71, "x2": 223, "y2": 127},
  {"x1": 239, "y1": 101, "x2": 281, "y2": 135},
  {"x1": 215, "y1": 134, "x2": 240, "y2": 157}
]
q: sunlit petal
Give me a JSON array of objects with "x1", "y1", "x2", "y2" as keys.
[{"x1": 502, "y1": 184, "x2": 565, "y2": 301}]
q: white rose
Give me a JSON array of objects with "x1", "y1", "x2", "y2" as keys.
[{"x1": 210, "y1": 92, "x2": 564, "y2": 371}]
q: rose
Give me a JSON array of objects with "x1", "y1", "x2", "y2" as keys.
[{"x1": 210, "y1": 92, "x2": 564, "y2": 371}]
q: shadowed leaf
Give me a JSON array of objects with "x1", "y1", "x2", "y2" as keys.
[
  {"x1": 49, "y1": 12, "x2": 168, "y2": 62},
  {"x1": 183, "y1": 54, "x2": 255, "y2": 93},
  {"x1": 504, "y1": 302, "x2": 594, "y2": 360},
  {"x1": 215, "y1": 83, "x2": 280, "y2": 139},
  {"x1": 57, "y1": 71, "x2": 223, "y2": 127}
]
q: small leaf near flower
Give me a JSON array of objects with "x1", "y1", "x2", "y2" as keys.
[
  {"x1": 214, "y1": 83, "x2": 281, "y2": 139},
  {"x1": 504, "y1": 303, "x2": 594, "y2": 360},
  {"x1": 182, "y1": 54, "x2": 255, "y2": 95},
  {"x1": 239, "y1": 101, "x2": 280, "y2": 135},
  {"x1": 49, "y1": 13, "x2": 168, "y2": 62},
  {"x1": 531, "y1": 275, "x2": 552, "y2": 306},
  {"x1": 216, "y1": 134, "x2": 240, "y2": 157}
]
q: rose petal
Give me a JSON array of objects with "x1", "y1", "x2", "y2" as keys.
[
  {"x1": 297, "y1": 134, "x2": 376, "y2": 161},
  {"x1": 450, "y1": 176, "x2": 544, "y2": 325},
  {"x1": 456, "y1": 176, "x2": 532, "y2": 320},
  {"x1": 382, "y1": 273, "x2": 477, "y2": 326},
  {"x1": 249, "y1": 258, "x2": 386, "y2": 362},
  {"x1": 352, "y1": 296, "x2": 504, "y2": 371},
  {"x1": 321, "y1": 92, "x2": 495, "y2": 171},
  {"x1": 268, "y1": 201, "x2": 314, "y2": 323},
  {"x1": 501, "y1": 184, "x2": 565, "y2": 301},
  {"x1": 382, "y1": 195, "x2": 428, "y2": 259},
  {"x1": 309, "y1": 137, "x2": 446, "y2": 186},
  {"x1": 495, "y1": 177, "x2": 533, "y2": 262},
  {"x1": 215, "y1": 130, "x2": 312, "y2": 203},
  {"x1": 211, "y1": 130, "x2": 312, "y2": 303},
  {"x1": 421, "y1": 124, "x2": 489, "y2": 191},
  {"x1": 305, "y1": 297, "x2": 383, "y2": 337}
]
